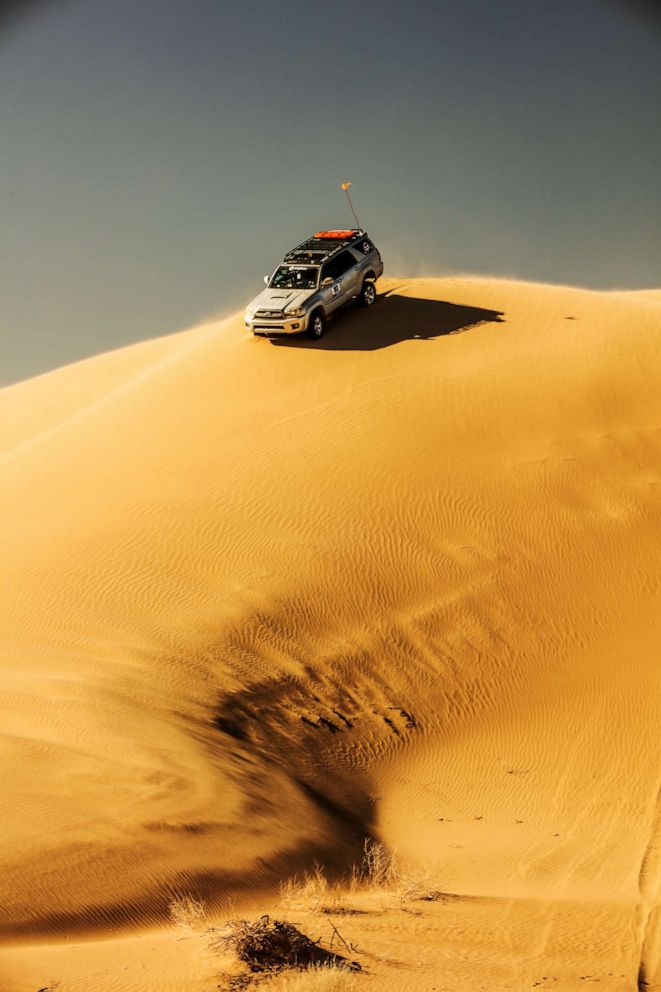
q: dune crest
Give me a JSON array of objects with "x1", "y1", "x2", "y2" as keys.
[{"x1": 1, "y1": 277, "x2": 660, "y2": 990}]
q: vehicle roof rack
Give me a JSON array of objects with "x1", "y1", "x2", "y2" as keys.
[{"x1": 283, "y1": 228, "x2": 367, "y2": 265}]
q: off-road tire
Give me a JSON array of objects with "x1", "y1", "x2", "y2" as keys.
[
  {"x1": 307, "y1": 309, "x2": 326, "y2": 340},
  {"x1": 359, "y1": 280, "x2": 377, "y2": 307}
]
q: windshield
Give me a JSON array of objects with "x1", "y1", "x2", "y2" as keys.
[{"x1": 269, "y1": 266, "x2": 318, "y2": 290}]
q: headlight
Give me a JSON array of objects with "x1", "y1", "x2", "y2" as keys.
[{"x1": 285, "y1": 307, "x2": 304, "y2": 317}]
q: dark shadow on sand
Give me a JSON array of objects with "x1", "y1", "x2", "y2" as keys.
[{"x1": 268, "y1": 291, "x2": 505, "y2": 351}]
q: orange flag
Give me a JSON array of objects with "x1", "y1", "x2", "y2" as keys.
[{"x1": 340, "y1": 181, "x2": 352, "y2": 190}]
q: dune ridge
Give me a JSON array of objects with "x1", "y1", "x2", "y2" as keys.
[{"x1": 1, "y1": 277, "x2": 660, "y2": 990}]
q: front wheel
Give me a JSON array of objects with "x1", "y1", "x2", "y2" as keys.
[
  {"x1": 359, "y1": 280, "x2": 377, "y2": 307},
  {"x1": 307, "y1": 309, "x2": 326, "y2": 340}
]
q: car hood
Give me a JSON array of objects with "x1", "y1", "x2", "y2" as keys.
[{"x1": 246, "y1": 288, "x2": 315, "y2": 312}]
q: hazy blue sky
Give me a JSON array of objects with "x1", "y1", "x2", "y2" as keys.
[{"x1": 1, "y1": 0, "x2": 660, "y2": 385}]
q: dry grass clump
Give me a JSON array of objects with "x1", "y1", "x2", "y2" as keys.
[
  {"x1": 360, "y1": 839, "x2": 396, "y2": 887},
  {"x1": 360, "y1": 839, "x2": 442, "y2": 903},
  {"x1": 393, "y1": 865, "x2": 442, "y2": 903},
  {"x1": 267, "y1": 963, "x2": 360, "y2": 991},
  {"x1": 279, "y1": 839, "x2": 442, "y2": 917},
  {"x1": 279, "y1": 862, "x2": 329, "y2": 911},
  {"x1": 213, "y1": 915, "x2": 361, "y2": 975},
  {"x1": 279, "y1": 862, "x2": 368, "y2": 916},
  {"x1": 169, "y1": 892, "x2": 207, "y2": 932},
  {"x1": 278, "y1": 842, "x2": 393, "y2": 912}
]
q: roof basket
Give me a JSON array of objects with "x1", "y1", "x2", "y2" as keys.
[{"x1": 283, "y1": 229, "x2": 366, "y2": 264}]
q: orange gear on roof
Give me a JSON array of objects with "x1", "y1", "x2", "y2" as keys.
[{"x1": 313, "y1": 230, "x2": 356, "y2": 239}]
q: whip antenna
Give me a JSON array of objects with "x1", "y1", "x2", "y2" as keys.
[{"x1": 340, "y1": 181, "x2": 361, "y2": 229}]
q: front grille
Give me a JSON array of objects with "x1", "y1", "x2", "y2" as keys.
[{"x1": 257, "y1": 309, "x2": 284, "y2": 319}]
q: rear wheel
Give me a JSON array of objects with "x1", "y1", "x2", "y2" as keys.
[
  {"x1": 307, "y1": 309, "x2": 326, "y2": 340},
  {"x1": 359, "y1": 280, "x2": 377, "y2": 307}
]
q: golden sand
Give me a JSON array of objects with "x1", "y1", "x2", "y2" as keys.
[{"x1": 0, "y1": 278, "x2": 659, "y2": 991}]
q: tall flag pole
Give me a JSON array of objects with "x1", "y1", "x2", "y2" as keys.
[{"x1": 340, "y1": 181, "x2": 361, "y2": 229}]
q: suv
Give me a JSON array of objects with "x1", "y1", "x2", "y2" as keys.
[{"x1": 245, "y1": 229, "x2": 384, "y2": 339}]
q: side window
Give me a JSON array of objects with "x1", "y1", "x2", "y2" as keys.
[
  {"x1": 323, "y1": 251, "x2": 357, "y2": 282},
  {"x1": 333, "y1": 251, "x2": 356, "y2": 278},
  {"x1": 321, "y1": 260, "x2": 338, "y2": 282},
  {"x1": 353, "y1": 239, "x2": 373, "y2": 256}
]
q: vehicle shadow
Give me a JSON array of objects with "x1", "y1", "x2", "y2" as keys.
[{"x1": 269, "y1": 291, "x2": 505, "y2": 351}]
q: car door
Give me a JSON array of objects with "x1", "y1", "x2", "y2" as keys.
[
  {"x1": 320, "y1": 257, "x2": 343, "y2": 314},
  {"x1": 330, "y1": 250, "x2": 358, "y2": 306}
]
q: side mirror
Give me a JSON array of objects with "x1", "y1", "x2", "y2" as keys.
[
  {"x1": 321, "y1": 277, "x2": 333, "y2": 287},
  {"x1": 264, "y1": 275, "x2": 270, "y2": 286}
]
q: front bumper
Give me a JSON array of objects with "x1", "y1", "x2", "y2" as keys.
[{"x1": 245, "y1": 312, "x2": 309, "y2": 335}]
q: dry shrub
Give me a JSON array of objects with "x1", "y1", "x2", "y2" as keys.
[
  {"x1": 213, "y1": 915, "x2": 360, "y2": 975},
  {"x1": 361, "y1": 839, "x2": 443, "y2": 903},
  {"x1": 277, "y1": 838, "x2": 441, "y2": 922},
  {"x1": 169, "y1": 892, "x2": 207, "y2": 932},
  {"x1": 393, "y1": 865, "x2": 442, "y2": 902},
  {"x1": 279, "y1": 862, "x2": 328, "y2": 911},
  {"x1": 360, "y1": 838, "x2": 396, "y2": 887},
  {"x1": 280, "y1": 862, "x2": 364, "y2": 917}
]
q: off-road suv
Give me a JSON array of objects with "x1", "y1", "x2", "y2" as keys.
[{"x1": 245, "y1": 229, "x2": 383, "y2": 339}]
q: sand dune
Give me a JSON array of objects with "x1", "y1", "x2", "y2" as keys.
[{"x1": 0, "y1": 277, "x2": 660, "y2": 991}]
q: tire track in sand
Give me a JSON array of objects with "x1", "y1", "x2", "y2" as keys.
[{"x1": 637, "y1": 782, "x2": 661, "y2": 990}]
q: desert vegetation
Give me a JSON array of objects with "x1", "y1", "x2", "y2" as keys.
[
  {"x1": 266, "y1": 965, "x2": 359, "y2": 991},
  {"x1": 168, "y1": 838, "x2": 443, "y2": 989},
  {"x1": 212, "y1": 915, "x2": 360, "y2": 982},
  {"x1": 279, "y1": 840, "x2": 442, "y2": 915}
]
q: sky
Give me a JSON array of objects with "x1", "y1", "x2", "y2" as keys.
[{"x1": 1, "y1": 0, "x2": 660, "y2": 385}]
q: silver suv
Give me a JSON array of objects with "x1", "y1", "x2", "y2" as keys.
[{"x1": 245, "y1": 229, "x2": 384, "y2": 339}]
